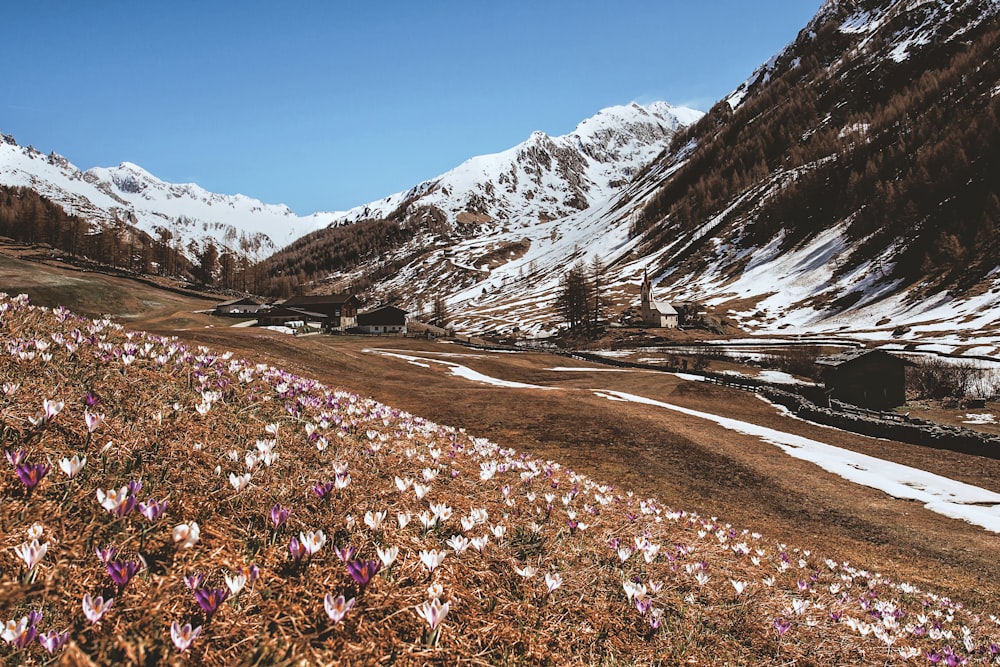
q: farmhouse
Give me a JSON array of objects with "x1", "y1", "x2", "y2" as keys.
[
  {"x1": 256, "y1": 306, "x2": 327, "y2": 329},
  {"x1": 816, "y1": 349, "x2": 908, "y2": 410},
  {"x1": 640, "y1": 269, "x2": 678, "y2": 328},
  {"x1": 281, "y1": 294, "x2": 360, "y2": 330},
  {"x1": 357, "y1": 305, "x2": 407, "y2": 335},
  {"x1": 214, "y1": 296, "x2": 267, "y2": 316}
]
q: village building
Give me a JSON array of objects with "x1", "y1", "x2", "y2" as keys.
[
  {"x1": 214, "y1": 296, "x2": 267, "y2": 317},
  {"x1": 640, "y1": 269, "x2": 678, "y2": 328},
  {"x1": 357, "y1": 305, "x2": 408, "y2": 335},
  {"x1": 281, "y1": 294, "x2": 360, "y2": 330},
  {"x1": 256, "y1": 306, "x2": 327, "y2": 329},
  {"x1": 816, "y1": 349, "x2": 908, "y2": 410}
]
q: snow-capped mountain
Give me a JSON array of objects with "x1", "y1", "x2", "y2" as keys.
[
  {"x1": 0, "y1": 134, "x2": 334, "y2": 259},
  {"x1": 266, "y1": 0, "x2": 1000, "y2": 359},
  {"x1": 324, "y1": 102, "x2": 702, "y2": 231}
]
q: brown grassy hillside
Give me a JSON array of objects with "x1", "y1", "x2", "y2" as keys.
[{"x1": 2, "y1": 293, "x2": 1000, "y2": 665}]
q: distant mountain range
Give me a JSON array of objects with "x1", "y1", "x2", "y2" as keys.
[
  {"x1": 4, "y1": 0, "x2": 1000, "y2": 355},
  {"x1": 0, "y1": 135, "x2": 334, "y2": 258}
]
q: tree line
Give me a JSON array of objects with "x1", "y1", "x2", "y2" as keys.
[{"x1": 632, "y1": 11, "x2": 1000, "y2": 294}]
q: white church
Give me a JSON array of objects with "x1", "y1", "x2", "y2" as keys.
[{"x1": 640, "y1": 269, "x2": 678, "y2": 328}]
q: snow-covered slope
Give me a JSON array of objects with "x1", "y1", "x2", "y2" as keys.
[
  {"x1": 0, "y1": 134, "x2": 334, "y2": 259},
  {"x1": 308, "y1": 0, "x2": 1000, "y2": 361},
  {"x1": 324, "y1": 102, "x2": 702, "y2": 231}
]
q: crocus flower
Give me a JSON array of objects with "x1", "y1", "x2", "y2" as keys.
[
  {"x1": 170, "y1": 622, "x2": 202, "y2": 652},
  {"x1": 42, "y1": 399, "x2": 65, "y2": 423},
  {"x1": 239, "y1": 564, "x2": 260, "y2": 585},
  {"x1": 545, "y1": 572, "x2": 562, "y2": 594},
  {"x1": 97, "y1": 486, "x2": 136, "y2": 516},
  {"x1": 346, "y1": 559, "x2": 381, "y2": 591},
  {"x1": 269, "y1": 503, "x2": 290, "y2": 529},
  {"x1": 84, "y1": 391, "x2": 101, "y2": 407},
  {"x1": 774, "y1": 618, "x2": 792, "y2": 636},
  {"x1": 312, "y1": 481, "x2": 334, "y2": 499},
  {"x1": 229, "y1": 472, "x2": 251, "y2": 493},
  {"x1": 14, "y1": 539, "x2": 48, "y2": 571},
  {"x1": 288, "y1": 537, "x2": 307, "y2": 562},
  {"x1": 5, "y1": 449, "x2": 27, "y2": 466},
  {"x1": 16, "y1": 462, "x2": 50, "y2": 491},
  {"x1": 58, "y1": 454, "x2": 87, "y2": 478},
  {"x1": 419, "y1": 549, "x2": 446, "y2": 574},
  {"x1": 333, "y1": 544, "x2": 356, "y2": 563},
  {"x1": 37, "y1": 628, "x2": 69, "y2": 654},
  {"x1": 173, "y1": 522, "x2": 200, "y2": 549},
  {"x1": 84, "y1": 411, "x2": 105, "y2": 433},
  {"x1": 2, "y1": 616, "x2": 37, "y2": 648},
  {"x1": 95, "y1": 545, "x2": 118, "y2": 564},
  {"x1": 376, "y1": 545, "x2": 399, "y2": 569},
  {"x1": 324, "y1": 594, "x2": 356, "y2": 625},
  {"x1": 415, "y1": 597, "x2": 450, "y2": 631},
  {"x1": 107, "y1": 560, "x2": 141, "y2": 589},
  {"x1": 513, "y1": 564, "x2": 538, "y2": 579},
  {"x1": 224, "y1": 572, "x2": 247, "y2": 596},
  {"x1": 299, "y1": 530, "x2": 326, "y2": 556},
  {"x1": 82, "y1": 594, "x2": 113, "y2": 623},
  {"x1": 184, "y1": 573, "x2": 205, "y2": 590},
  {"x1": 194, "y1": 587, "x2": 229, "y2": 616},
  {"x1": 139, "y1": 498, "x2": 169, "y2": 522}
]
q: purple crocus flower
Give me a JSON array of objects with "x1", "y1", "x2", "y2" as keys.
[
  {"x1": 128, "y1": 479, "x2": 143, "y2": 496},
  {"x1": 312, "y1": 481, "x2": 334, "y2": 499},
  {"x1": 37, "y1": 629, "x2": 69, "y2": 654},
  {"x1": 84, "y1": 391, "x2": 102, "y2": 407},
  {"x1": 16, "y1": 462, "x2": 50, "y2": 491},
  {"x1": 270, "y1": 504, "x2": 290, "y2": 529},
  {"x1": 107, "y1": 560, "x2": 141, "y2": 589},
  {"x1": 194, "y1": 587, "x2": 229, "y2": 616},
  {"x1": 5, "y1": 449, "x2": 27, "y2": 466},
  {"x1": 94, "y1": 544, "x2": 117, "y2": 564},
  {"x1": 333, "y1": 544, "x2": 356, "y2": 563},
  {"x1": 774, "y1": 618, "x2": 792, "y2": 636},
  {"x1": 139, "y1": 499, "x2": 169, "y2": 522},
  {"x1": 346, "y1": 559, "x2": 381, "y2": 591},
  {"x1": 114, "y1": 494, "x2": 138, "y2": 518},
  {"x1": 288, "y1": 537, "x2": 307, "y2": 562},
  {"x1": 184, "y1": 572, "x2": 205, "y2": 590}
]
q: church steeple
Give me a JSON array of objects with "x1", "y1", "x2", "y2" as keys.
[{"x1": 641, "y1": 268, "x2": 652, "y2": 310}]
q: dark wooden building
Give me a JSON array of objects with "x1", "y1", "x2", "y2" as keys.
[
  {"x1": 256, "y1": 306, "x2": 327, "y2": 328},
  {"x1": 214, "y1": 296, "x2": 267, "y2": 316},
  {"x1": 816, "y1": 349, "x2": 907, "y2": 410},
  {"x1": 357, "y1": 305, "x2": 407, "y2": 335},
  {"x1": 281, "y1": 294, "x2": 360, "y2": 330}
]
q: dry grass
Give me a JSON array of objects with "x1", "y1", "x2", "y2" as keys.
[{"x1": 3, "y1": 295, "x2": 1000, "y2": 665}]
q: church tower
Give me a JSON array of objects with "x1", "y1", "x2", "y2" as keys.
[{"x1": 641, "y1": 269, "x2": 653, "y2": 313}]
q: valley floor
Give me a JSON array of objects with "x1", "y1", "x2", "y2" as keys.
[
  {"x1": 5, "y1": 245, "x2": 1000, "y2": 611},
  {"x1": 153, "y1": 323, "x2": 1000, "y2": 611}
]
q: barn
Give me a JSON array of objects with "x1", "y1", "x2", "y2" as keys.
[
  {"x1": 281, "y1": 294, "x2": 360, "y2": 330},
  {"x1": 357, "y1": 305, "x2": 407, "y2": 335},
  {"x1": 214, "y1": 297, "x2": 267, "y2": 317},
  {"x1": 816, "y1": 349, "x2": 908, "y2": 410}
]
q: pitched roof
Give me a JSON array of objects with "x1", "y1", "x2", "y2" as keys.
[
  {"x1": 216, "y1": 296, "x2": 264, "y2": 307},
  {"x1": 357, "y1": 305, "x2": 408, "y2": 326},
  {"x1": 283, "y1": 294, "x2": 357, "y2": 306},
  {"x1": 815, "y1": 348, "x2": 904, "y2": 367}
]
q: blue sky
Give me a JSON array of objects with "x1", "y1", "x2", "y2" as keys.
[{"x1": 2, "y1": 1, "x2": 821, "y2": 215}]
